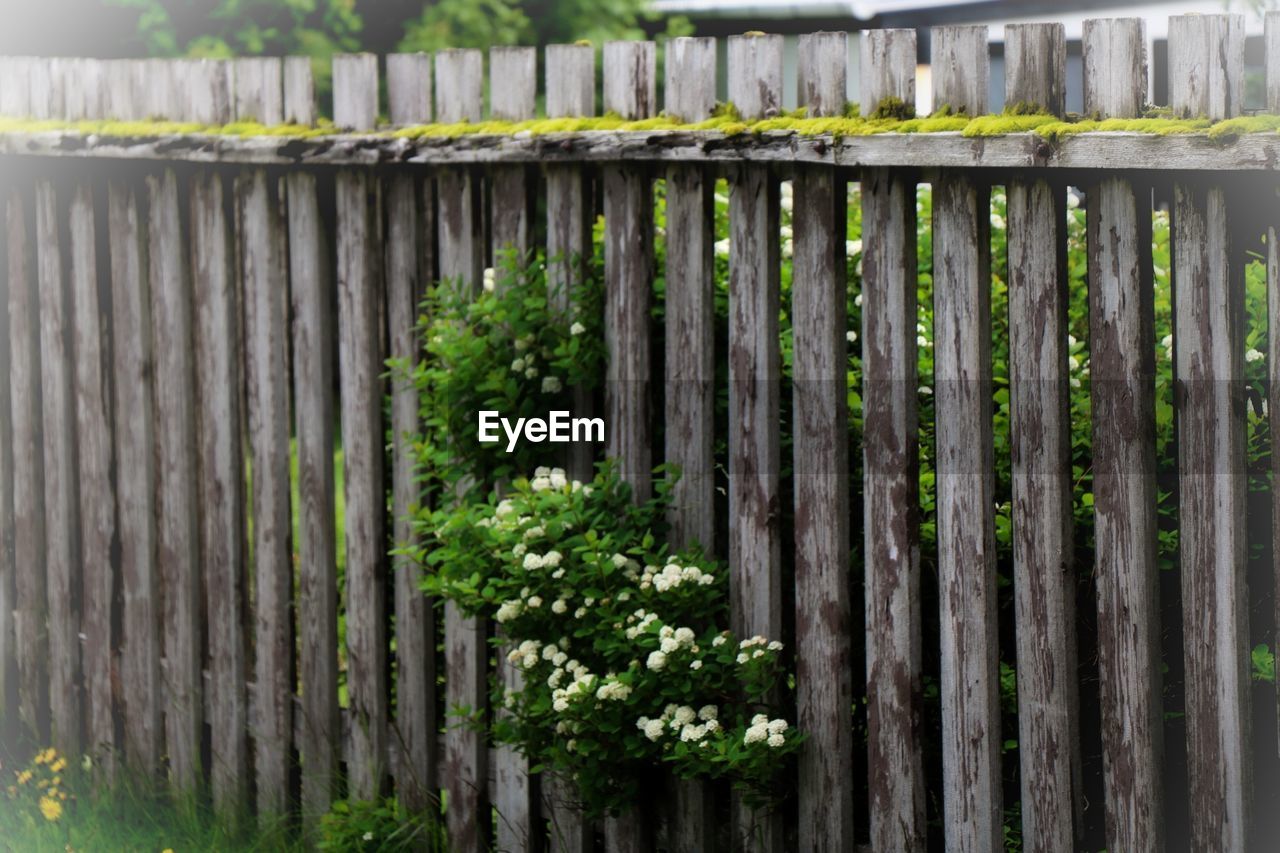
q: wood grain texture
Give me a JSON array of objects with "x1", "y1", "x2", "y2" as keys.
[
  {"x1": 36, "y1": 178, "x2": 82, "y2": 758},
  {"x1": 384, "y1": 52, "x2": 438, "y2": 816},
  {"x1": 1170, "y1": 15, "x2": 1250, "y2": 853},
  {"x1": 239, "y1": 165, "x2": 294, "y2": 817},
  {"x1": 791, "y1": 29, "x2": 853, "y2": 853},
  {"x1": 1004, "y1": 23, "x2": 1081, "y2": 853},
  {"x1": 545, "y1": 43, "x2": 596, "y2": 487},
  {"x1": 332, "y1": 54, "x2": 378, "y2": 130},
  {"x1": 149, "y1": 167, "x2": 203, "y2": 795},
  {"x1": 1081, "y1": 19, "x2": 1165, "y2": 853},
  {"x1": 663, "y1": 35, "x2": 717, "y2": 853},
  {"x1": 1269, "y1": 13, "x2": 1280, "y2": 114},
  {"x1": 930, "y1": 27, "x2": 999, "y2": 853},
  {"x1": 9, "y1": 126, "x2": 1280, "y2": 172},
  {"x1": 603, "y1": 41, "x2": 656, "y2": 501},
  {"x1": 859, "y1": 26, "x2": 927, "y2": 853},
  {"x1": 233, "y1": 57, "x2": 283, "y2": 124},
  {"x1": 283, "y1": 57, "x2": 316, "y2": 125},
  {"x1": 287, "y1": 159, "x2": 341, "y2": 827},
  {"x1": 190, "y1": 168, "x2": 248, "y2": 819},
  {"x1": 434, "y1": 46, "x2": 492, "y2": 853},
  {"x1": 727, "y1": 32, "x2": 784, "y2": 853},
  {"x1": 0, "y1": 170, "x2": 15, "y2": 740},
  {"x1": 489, "y1": 47, "x2": 536, "y2": 262},
  {"x1": 69, "y1": 177, "x2": 112, "y2": 775},
  {"x1": 106, "y1": 176, "x2": 161, "y2": 776}
]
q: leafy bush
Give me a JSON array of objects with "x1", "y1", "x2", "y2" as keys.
[
  {"x1": 419, "y1": 463, "x2": 800, "y2": 817},
  {"x1": 317, "y1": 798, "x2": 446, "y2": 852}
]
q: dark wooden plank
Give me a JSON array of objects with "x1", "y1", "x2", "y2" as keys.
[
  {"x1": 35, "y1": 176, "x2": 82, "y2": 759},
  {"x1": 545, "y1": 43, "x2": 597, "y2": 489},
  {"x1": 435, "y1": 46, "x2": 492, "y2": 853},
  {"x1": 333, "y1": 52, "x2": 389, "y2": 802},
  {"x1": 385, "y1": 50, "x2": 439, "y2": 816},
  {"x1": 930, "y1": 24, "x2": 1001, "y2": 852},
  {"x1": 662, "y1": 34, "x2": 718, "y2": 853},
  {"x1": 1004, "y1": 22, "x2": 1081, "y2": 853},
  {"x1": 107, "y1": 173, "x2": 161, "y2": 776},
  {"x1": 791, "y1": 29, "x2": 853, "y2": 853},
  {"x1": 285, "y1": 54, "x2": 340, "y2": 834},
  {"x1": 70, "y1": 178, "x2": 115, "y2": 774},
  {"x1": 859, "y1": 28, "x2": 927, "y2": 853},
  {"x1": 489, "y1": 46, "x2": 535, "y2": 263},
  {"x1": 150, "y1": 165, "x2": 203, "y2": 796},
  {"x1": 0, "y1": 148, "x2": 15, "y2": 738},
  {"x1": 191, "y1": 165, "x2": 249, "y2": 818},
  {"x1": 1081, "y1": 19, "x2": 1165, "y2": 852},
  {"x1": 726, "y1": 31, "x2": 784, "y2": 853},
  {"x1": 1169, "y1": 15, "x2": 1251, "y2": 852},
  {"x1": 233, "y1": 55, "x2": 293, "y2": 820},
  {"x1": 8, "y1": 183, "x2": 48, "y2": 740}
]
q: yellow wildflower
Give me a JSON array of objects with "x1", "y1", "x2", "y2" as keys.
[
  {"x1": 50, "y1": 758, "x2": 66, "y2": 773},
  {"x1": 17, "y1": 769, "x2": 32, "y2": 785},
  {"x1": 35, "y1": 748, "x2": 55, "y2": 765},
  {"x1": 39, "y1": 794, "x2": 62, "y2": 822}
]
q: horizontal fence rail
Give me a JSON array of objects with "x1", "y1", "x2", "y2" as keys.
[{"x1": 0, "y1": 11, "x2": 1279, "y2": 853}]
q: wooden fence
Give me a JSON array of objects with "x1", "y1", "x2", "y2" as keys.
[{"x1": 0, "y1": 11, "x2": 1278, "y2": 853}]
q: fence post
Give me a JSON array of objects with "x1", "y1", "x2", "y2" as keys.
[
  {"x1": 792, "y1": 29, "x2": 853, "y2": 853},
  {"x1": 333, "y1": 51, "x2": 390, "y2": 803},
  {"x1": 663, "y1": 34, "x2": 718, "y2": 853},
  {"x1": 490, "y1": 46, "x2": 536, "y2": 261},
  {"x1": 285, "y1": 55, "x2": 342, "y2": 835},
  {"x1": 727, "y1": 30, "x2": 784, "y2": 853},
  {"x1": 930, "y1": 24, "x2": 1002, "y2": 852},
  {"x1": 1169, "y1": 14, "x2": 1250, "y2": 852},
  {"x1": 1081, "y1": 19, "x2": 1164, "y2": 852},
  {"x1": 545, "y1": 43, "x2": 597, "y2": 487},
  {"x1": 385, "y1": 50, "x2": 440, "y2": 818},
  {"x1": 0, "y1": 109, "x2": 14, "y2": 742},
  {"x1": 860, "y1": 27, "x2": 926, "y2": 853},
  {"x1": 1004, "y1": 22, "x2": 1082, "y2": 851},
  {"x1": 434, "y1": 46, "x2": 492, "y2": 853},
  {"x1": 1268, "y1": 9, "x2": 1280, "y2": 771}
]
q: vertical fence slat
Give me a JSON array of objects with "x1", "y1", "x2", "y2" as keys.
[
  {"x1": 662, "y1": 34, "x2": 717, "y2": 853},
  {"x1": 151, "y1": 162, "x2": 204, "y2": 796},
  {"x1": 603, "y1": 39, "x2": 656, "y2": 505},
  {"x1": 726, "y1": 31, "x2": 784, "y2": 853},
  {"x1": 1270, "y1": 9, "x2": 1280, "y2": 773},
  {"x1": 1081, "y1": 19, "x2": 1164, "y2": 852},
  {"x1": 489, "y1": 46, "x2": 535, "y2": 261},
  {"x1": 1169, "y1": 14, "x2": 1250, "y2": 852},
  {"x1": 36, "y1": 175, "x2": 81, "y2": 758},
  {"x1": 285, "y1": 57, "x2": 341, "y2": 831},
  {"x1": 1004, "y1": 22, "x2": 1081, "y2": 852},
  {"x1": 0, "y1": 138, "x2": 14, "y2": 736},
  {"x1": 191, "y1": 163, "x2": 248, "y2": 817},
  {"x1": 234, "y1": 54, "x2": 293, "y2": 820},
  {"x1": 546, "y1": 43, "x2": 596, "y2": 488},
  {"x1": 333, "y1": 52, "x2": 390, "y2": 802},
  {"x1": 930, "y1": 24, "x2": 1001, "y2": 852},
  {"x1": 434, "y1": 47, "x2": 491, "y2": 853},
  {"x1": 602, "y1": 40, "x2": 657, "y2": 853},
  {"x1": 8, "y1": 183, "x2": 47, "y2": 739},
  {"x1": 108, "y1": 170, "x2": 161, "y2": 775},
  {"x1": 70, "y1": 178, "x2": 114, "y2": 772},
  {"x1": 791, "y1": 29, "x2": 853, "y2": 853},
  {"x1": 481, "y1": 43, "x2": 540, "y2": 853},
  {"x1": 860, "y1": 28, "x2": 926, "y2": 853},
  {"x1": 385, "y1": 49, "x2": 439, "y2": 815}
]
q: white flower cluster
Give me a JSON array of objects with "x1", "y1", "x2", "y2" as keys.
[
  {"x1": 522, "y1": 549, "x2": 563, "y2": 571},
  {"x1": 638, "y1": 557, "x2": 714, "y2": 593},
  {"x1": 743, "y1": 713, "x2": 789, "y2": 748},
  {"x1": 637, "y1": 704, "x2": 720, "y2": 744},
  {"x1": 482, "y1": 267, "x2": 496, "y2": 292},
  {"x1": 530, "y1": 466, "x2": 569, "y2": 492},
  {"x1": 735, "y1": 635, "x2": 783, "y2": 664}
]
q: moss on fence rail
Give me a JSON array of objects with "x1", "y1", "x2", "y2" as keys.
[{"x1": 3, "y1": 107, "x2": 1280, "y2": 145}]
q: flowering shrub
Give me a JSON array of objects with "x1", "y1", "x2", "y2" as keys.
[
  {"x1": 4, "y1": 747, "x2": 71, "y2": 826},
  {"x1": 419, "y1": 464, "x2": 801, "y2": 816},
  {"x1": 397, "y1": 249, "x2": 605, "y2": 496},
  {"x1": 317, "y1": 797, "x2": 446, "y2": 851}
]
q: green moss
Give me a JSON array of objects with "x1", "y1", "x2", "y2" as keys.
[
  {"x1": 867, "y1": 96, "x2": 915, "y2": 121},
  {"x1": 2, "y1": 107, "x2": 1279, "y2": 146}
]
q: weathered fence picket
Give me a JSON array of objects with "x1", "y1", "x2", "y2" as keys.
[
  {"x1": 1081, "y1": 19, "x2": 1165, "y2": 853},
  {"x1": 0, "y1": 14, "x2": 1277, "y2": 852},
  {"x1": 859, "y1": 26, "x2": 927, "y2": 853}
]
